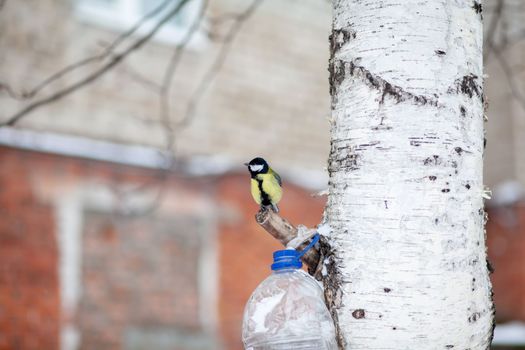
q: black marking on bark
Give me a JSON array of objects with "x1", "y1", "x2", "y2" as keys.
[
  {"x1": 317, "y1": 236, "x2": 346, "y2": 349},
  {"x1": 328, "y1": 27, "x2": 355, "y2": 106},
  {"x1": 423, "y1": 155, "x2": 440, "y2": 166},
  {"x1": 446, "y1": 345, "x2": 455, "y2": 348},
  {"x1": 331, "y1": 59, "x2": 439, "y2": 106},
  {"x1": 468, "y1": 312, "x2": 481, "y2": 323},
  {"x1": 410, "y1": 138, "x2": 435, "y2": 147},
  {"x1": 465, "y1": 184, "x2": 471, "y2": 189},
  {"x1": 442, "y1": 188, "x2": 450, "y2": 193},
  {"x1": 383, "y1": 287, "x2": 391, "y2": 293},
  {"x1": 472, "y1": 1, "x2": 483, "y2": 18},
  {"x1": 429, "y1": 175, "x2": 437, "y2": 181},
  {"x1": 486, "y1": 258, "x2": 495, "y2": 274},
  {"x1": 460, "y1": 106, "x2": 466, "y2": 117},
  {"x1": 392, "y1": 327, "x2": 397, "y2": 330},
  {"x1": 352, "y1": 309, "x2": 366, "y2": 319},
  {"x1": 329, "y1": 27, "x2": 356, "y2": 54},
  {"x1": 487, "y1": 289, "x2": 496, "y2": 348},
  {"x1": 435, "y1": 50, "x2": 446, "y2": 56},
  {"x1": 452, "y1": 74, "x2": 482, "y2": 99},
  {"x1": 372, "y1": 116, "x2": 392, "y2": 131},
  {"x1": 384, "y1": 200, "x2": 388, "y2": 209},
  {"x1": 454, "y1": 147, "x2": 463, "y2": 155},
  {"x1": 356, "y1": 141, "x2": 380, "y2": 151},
  {"x1": 328, "y1": 144, "x2": 359, "y2": 173},
  {"x1": 328, "y1": 59, "x2": 345, "y2": 104}
]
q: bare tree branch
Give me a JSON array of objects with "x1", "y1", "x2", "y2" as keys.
[
  {"x1": 160, "y1": 0, "x2": 210, "y2": 152},
  {"x1": 484, "y1": 0, "x2": 504, "y2": 61},
  {"x1": 118, "y1": 63, "x2": 163, "y2": 93},
  {"x1": 208, "y1": 12, "x2": 243, "y2": 25},
  {"x1": 177, "y1": 0, "x2": 263, "y2": 127},
  {"x1": 120, "y1": 0, "x2": 266, "y2": 217},
  {"x1": 0, "y1": 0, "x2": 174, "y2": 101},
  {"x1": 483, "y1": 0, "x2": 525, "y2": 113},
  {"x1": 119, "y1": 0, "x2": 210, "y2": 218},
  {"x1": 494, "y1": 48, "x2": 525, "y2": 112},
  {"x1": 0, "y1": 82, "x2": 26, "y2": 100},
  {"x1": 0, "y1": 0, "x2": 192, "y2": 127},
  {"x1": 255, "y1": 209, "x2": 321, "y2": 272}
]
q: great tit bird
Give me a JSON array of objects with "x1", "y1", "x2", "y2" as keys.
[{"x1": 244, "y1": 157, "x2": 283, "y2": 213}]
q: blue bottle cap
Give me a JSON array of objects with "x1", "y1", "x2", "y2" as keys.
[
  {"x1": 270, "y1": 233, "x2": 320, "y2": 271},
  {"x1": 271, "y1": 249, "x2": 302, "y2": 271}
]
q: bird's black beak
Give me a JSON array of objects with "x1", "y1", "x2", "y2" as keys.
[{"x1": 243, "y1": 162, "x2": 249, "y2": 166}]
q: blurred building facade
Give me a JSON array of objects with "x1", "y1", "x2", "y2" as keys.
[
  {"x1": 484, "y1": 1, "x2": 525, "y2": 347},
  {"x1": 0, "y1": 143, "x2": 326, "y2": 350},
  {"x1": 0, "y1": 0, "x2": 331, "y2": 174},
  {"x1": 1, "y1": 0, "x2": 525, "y2": 349},
  {"x1": 0, "y1": 1, "x2": 330, "y2": 349}
]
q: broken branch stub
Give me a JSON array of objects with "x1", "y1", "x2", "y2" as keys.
[{"x1": 255, "y1": 209, "x2": 320, "y2": 273}]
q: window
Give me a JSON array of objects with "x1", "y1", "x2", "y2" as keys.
[{"x1": 75, "y1": 0, "x2": 207, "y2": 47}]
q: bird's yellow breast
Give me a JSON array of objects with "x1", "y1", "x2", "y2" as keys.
[{"x1": 250, "y1": 172, "x2": 282, "y2": 205}]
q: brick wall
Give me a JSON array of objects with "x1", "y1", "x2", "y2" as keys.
[
  {"x1": 0, "y1": 146, "x2": 327, "y2": 350},
  {"x1": 0, "y1": 148, "x2": 60, "y2": 350},
  {"x1": 487, "y1": 204, "x2": 525, "y2": 322},
  {"x1": 78, "y1": 211, "x2": 205, "y2": 349},
  {"x1": 0, "y1": 147, "x2": 217, "y2": 350}
]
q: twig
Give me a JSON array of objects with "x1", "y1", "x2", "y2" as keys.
[
  {"x1": 494, "y1": 48, "x2": 525, "y2": 112},
  {"x1": 118, "y1": 63, "x2": 162, "y2": 93},
  {"x1": 208, "y1": 12, "x2": 242, "y2": 25},
  {"x1": 176, "y1": 0, "x2": 263, "y2": 127},
  {"x1": 160, "y1": 0, "x2": 209, "y2": 152},
  {"x1": 0, "y1": 82, "x2": 25, "y2": 100},
  {"x1": 122, "y1": 0, "x2": 210, "y2": 218},
  {"x1": 0, "y1": 0, "x2": 174, "y2": 101},
  {"x1": 0, "y1": 0, "x2": 192, "y2": 127},
  {"x1": 121, "y1": 0, "x2": 265, "y2": 218},
  {"x1": 484, "y1": 0, "x2": 504, "y2": 61},
  {"x1": 484, "y1": 0, "x2": 525, "y2": 113}
]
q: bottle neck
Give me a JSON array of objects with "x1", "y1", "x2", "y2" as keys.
[{"x1": 272, "y1": 267, "x2": 298, "y2": 274}]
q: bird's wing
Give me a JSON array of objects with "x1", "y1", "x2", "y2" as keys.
[{"x1": 270, "y1": 168, "x2": 282, "y2": 186}]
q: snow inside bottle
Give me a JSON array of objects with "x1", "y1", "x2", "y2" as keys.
[{"x1": 242, "y1": 235, "x2": 337, "y2": 350}]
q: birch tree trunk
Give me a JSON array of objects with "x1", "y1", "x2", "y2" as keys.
[{"x1": 323, "y1": 0, "x2": 494, "y2": 348}]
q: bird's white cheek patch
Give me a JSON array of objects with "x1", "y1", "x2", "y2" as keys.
[{"x1": 250, "y1": 164, "x2": 263, "y2": 172}]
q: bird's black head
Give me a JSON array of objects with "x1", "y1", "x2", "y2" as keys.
[{"x1": 244, "y1": 157, "x2": 269, "y2": 176}]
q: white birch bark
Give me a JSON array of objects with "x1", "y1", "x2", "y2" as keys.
[{"x1": 323, "y1": 0, "x2": 494, "y2": 348}]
